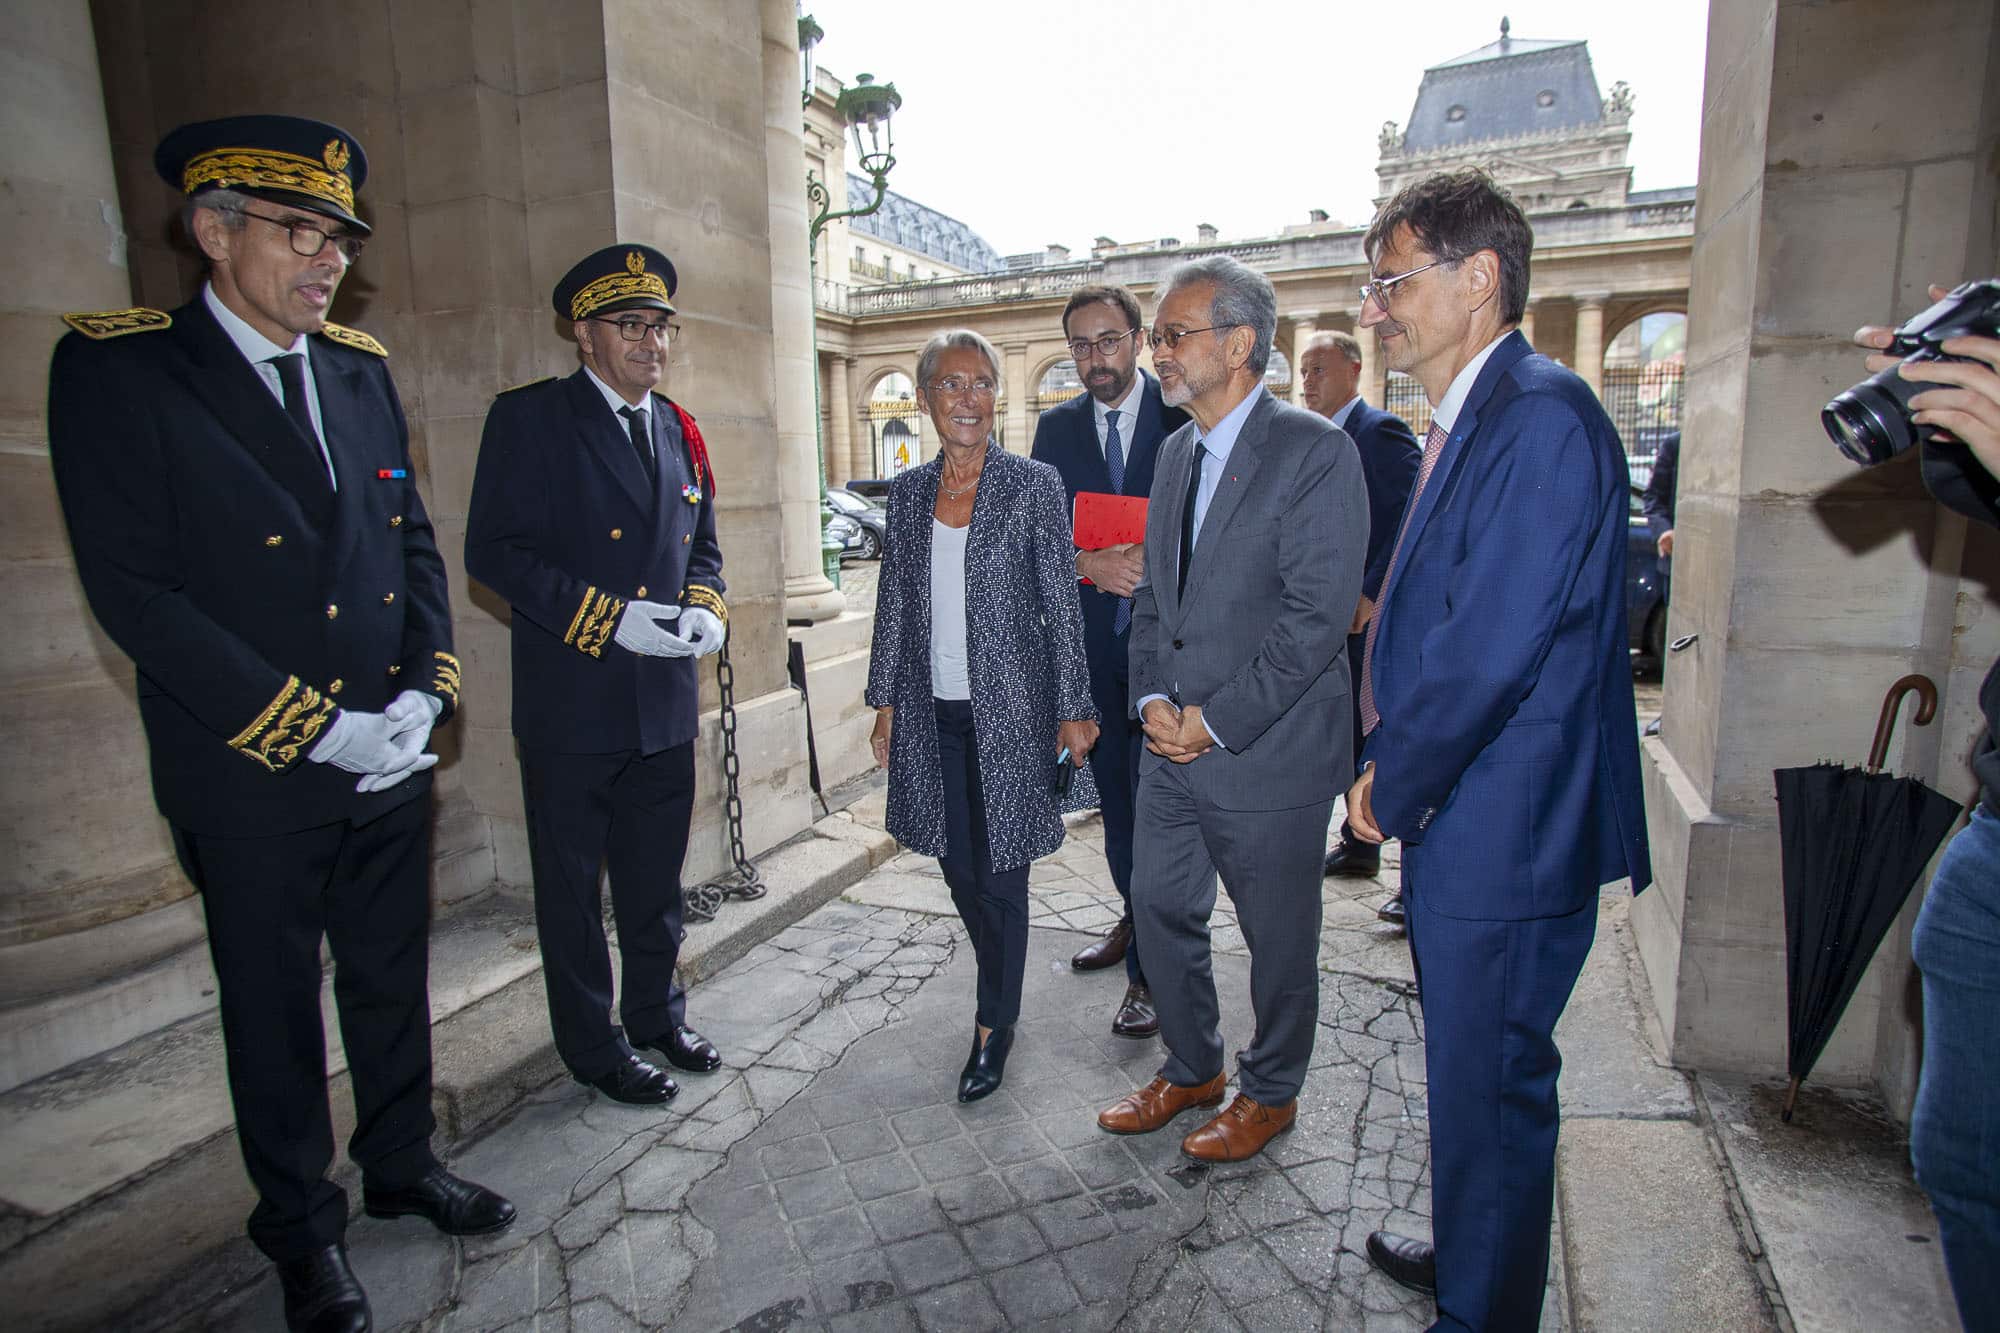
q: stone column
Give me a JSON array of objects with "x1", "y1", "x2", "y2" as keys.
[
  {"x1": 826, "y1": 352, "x2": 855, "y2": 486},
  {"x1": 1359, "y1": 308, "x2": 1388, "y2": 406},
  {"x1": 1573, "y1": 291, "x2": 1610, "y2": 401},
  {"x1": 1518, "y1": 300, "x2": 1537, "y2": 349},
  {"x1": 1274, "y1": 315, "x2": 1299, "y2": 404},
  {"x1": 1003, "y1": 341, "x2": 1029, "y2": 454},
  {"x1": 1632, "y1": 0, "x2": 2000, "y2": 1114},
  {"x1": 764, "y1": 0, "x2": 843, "y2": 622}
]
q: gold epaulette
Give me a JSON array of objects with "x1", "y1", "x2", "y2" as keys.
[
  {"x1": 682, "y1": 584, "x2": 728, "y2": 624},
  {"x1": 565, "y1": 586, "x2": 624, "y2": 658},
  {"x1": 432, "y1": 651, "x2": 462, "y2": 708},
  {"x1": 320, "y1": 322, "x2": 387, "y2": 357},
  {"x1": 62, "y1": 308, "x2": 172, "y2": 340},
  {"x1": 228, "y1": 677, "x2": 337, "y2": 772},
  {"x1": 498, "y1": 376, "x2": 557, "y2": 395}
]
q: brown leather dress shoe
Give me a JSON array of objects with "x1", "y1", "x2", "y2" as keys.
[
  {"x1": 1096, "y1": 1071, "x2": 1227, "y2": 1135},
  {"x1": 1180, "y1": 1092, "x2": 1297, "y2": 1162},
  {"x1": 1111, "y1": 983, "x2": 1159, "y2": 1038},
  {"x1": 1071, "y1": 919, "x2": 1133, "y2": 971}
]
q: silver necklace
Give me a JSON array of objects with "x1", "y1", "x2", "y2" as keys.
[{"x1": 940, "y1": 471, "x2": 981, "y2": 499}]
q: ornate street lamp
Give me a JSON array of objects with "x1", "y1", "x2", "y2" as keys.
[
  {"x1": 802, "y1": 40, "x2": 902, "y2": 586},
  {"x1": 797, "y1": 11, "x2": 822, "y2": 108}
]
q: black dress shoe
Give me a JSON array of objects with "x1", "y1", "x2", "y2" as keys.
[
  {"x1": 1112, "y1": 983, "x2": 1160, "y2": 1038},
  {"x1": 636, "y1": 1024, "x2": 723, "y2": 1073},
  {"x1": 1324, "y1": 839, "x2": 1381, "y2": 878},
  {"x1": 957, "y1": 1026, "x2": 1013, "y2": 1103},
  {"x1": 1071, "y1": 919, "x2": 1132, "y2": 971},
  {"x1": 1377, "y1": 892, "x2": 1407, "y2": 926},
  {"x1": 276, "y1": 1244, "x2": 371, "y2": 1333},
  {"x1": 575, "y1": 1054, "x2": 678, "y2": 1104},
  {"x1": 1366, "y1": 1230, "x2": 1437, "y2": 1295},
  {"x1": 363, "y1": 1165, "x2": 516, "y2": 1236}
]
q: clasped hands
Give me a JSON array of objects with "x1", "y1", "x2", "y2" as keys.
[
  {"x1": 1076, "y1": 543, "x2": 1144, "y2": 599},
  {"x1": 614, "y1": 598, "x2": 723, "y2": 659},
  {"x1": 1141, "y1": 698, "x2": 1214, "y2": 764},
  {"x1": 309, "y1": 689, "x2": 442, "y2": 792}
]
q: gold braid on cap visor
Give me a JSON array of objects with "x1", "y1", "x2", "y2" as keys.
[
  {"x1": 182, "y1": 147, "x2": 355, "y2": 215},
  {"x1": 570, "y1": 272, "x2": 673, "y2": 320}
]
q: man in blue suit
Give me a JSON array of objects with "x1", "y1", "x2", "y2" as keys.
[
  {"x1": 1031, "y1": 285, "x2": 1187, "y2": 1037},
  {"x1": 1299, "y1": 330, "x2": 1419, "y2": 912},
  {"x1": 1345, "y1": 170, "x2": 1651, "y2": 1331}
]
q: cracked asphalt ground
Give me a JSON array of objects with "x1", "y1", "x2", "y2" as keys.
[{"x1": 203, "y1": 810, "x2": 1567, "y2": 1331}]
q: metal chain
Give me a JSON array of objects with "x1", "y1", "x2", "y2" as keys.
[{"x1": 687, "y1": 630, "x2": 765, "y2": 923}]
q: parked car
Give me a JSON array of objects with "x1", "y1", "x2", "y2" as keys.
[
  {"x1": 826, "y1": 510, "x2": 861, "y2": 558},
  {"x1": 828, "y1": 486, "x2": 887, "y2": 561},
  {"x1": 1627, "y1": 483, "x2": 1668, "y2": 669},
  {"x1": 843, "y1": 477, "x2": 893, "y2": 502}
]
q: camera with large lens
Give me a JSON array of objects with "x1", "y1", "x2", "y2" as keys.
[{"x1": 1823, "y1": 279, "x2": 2000, "y2": 466}]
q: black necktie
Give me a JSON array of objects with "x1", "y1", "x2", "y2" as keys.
[
  {"x1": 618, "y1": 405, "x2": 657, "y2": 486},
  {"x1": 1178, "y1": 441, "x2": 1206, "y2": 596},
  {"x1": 267, "y1": 353, "x2": 329, "y2": 488},
  {"x1": 1105, "y1": 410, "x2": 1131, "y2": 634}
]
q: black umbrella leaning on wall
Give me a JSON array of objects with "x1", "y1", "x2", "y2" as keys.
[{"x1": 1773, "y1": 674, "x2": 1964, "y2": 1124}]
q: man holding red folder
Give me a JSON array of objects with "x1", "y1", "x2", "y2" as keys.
[{"x1": 1031, "y1": 286, "x2": 1187, "y2": 1037}]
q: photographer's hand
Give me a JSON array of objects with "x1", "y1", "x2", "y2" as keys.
[{"x1": 1856, "y1": 283, "x2": 2000, "y2": 481}]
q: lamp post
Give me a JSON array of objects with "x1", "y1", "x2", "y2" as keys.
[{"x1": 799, "y1": 13, "x2": 900, "y2": 585}]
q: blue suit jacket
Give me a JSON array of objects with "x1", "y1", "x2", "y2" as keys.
[
  {"x1": 1029, "y1": 371, "x2": 1186, "y2": 695},
  {"x1": 1364, "y1": 332, "x2": 1651, "y2": 917},
  {"x1": 1341, "y1": 397, "x2": 1421, "y2": 601}
]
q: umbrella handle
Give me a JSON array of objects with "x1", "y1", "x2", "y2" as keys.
[{"x1": 1866, "y1": 673, "x2": 1938, "y2": 773}]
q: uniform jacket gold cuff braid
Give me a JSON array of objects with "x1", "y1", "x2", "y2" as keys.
[
  {"x1": 564, "y1": 585, "x2": 625, "y2": 657},
  {"x1": 681, "y1": 583, "x2": 727, "y2": 624},
  {"x1": 228, "y1": 676, "x2": 338, "y2": 772},
  {"x1": 431, "y1": 650, "x2": 462, "y2": 708}
]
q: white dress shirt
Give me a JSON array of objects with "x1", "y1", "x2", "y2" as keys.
[
  {"x1": 584, "y1": 364, "x2": 653, "y2": 464},
  {"x1": 1093, "y1": 374, "x2": 1147, "y2": 469},
  {"x1": 1429, "y1": 331, "x2": 1513, "y2": 433},
  {"x1": 204, "y1": 283, "x2": 336, "y2": 489}
]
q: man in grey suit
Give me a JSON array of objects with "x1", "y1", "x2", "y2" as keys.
[{"x1": 1095, "y1": 255, "x2": 1368, "y2": 1163}]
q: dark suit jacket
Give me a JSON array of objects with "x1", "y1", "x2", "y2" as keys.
[
  {"x1": 1364, "y1": 331, "x2": 1651, "y2": 916},
  {"x1": 1029, "y1": 372, "x2": 1187, "y2": 694},
  {"x1": 864, "y1": 444, "x2": 1096, "y2": 870},
  {"x1": 465, "y1": 369, "x2": 724, "y2": 756},
  {"x1": 1340, "y1": 397, "x2": 1422, "y2": 600},
  {"x1": 1131, "y1": 390, "x2": 1368, "y2": 809},
  {"x1": 1641, "y1": 429, "x2": 1680, "y2": 549},
  {"x1": 47, "y1": 296, "x2": 456, "y2": 835}
]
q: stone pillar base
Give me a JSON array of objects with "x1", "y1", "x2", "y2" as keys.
[{"x1": 785, "y1": 573, "x2": 846, "y2": 624}]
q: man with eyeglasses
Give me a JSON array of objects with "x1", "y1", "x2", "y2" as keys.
[
  {"x1": 1299, "y1": 330, "x2": 1420, "y2": 907},
  {"x1": 466, "y1": 243, "x2": 728, "y2": 1113},
  {"x1": 1030, "y1": 286, "x2": 1187, "y2": 1038},
  {"x1": 1344, "y1": 169, "x2": 1649, "y2": 1332},
  {"x1": 1094, "y1": 256, "x2": 1367, "y2": 1165},
  {"x1": 48, "y1": 115, "x2": 512, "y2": 1333}
]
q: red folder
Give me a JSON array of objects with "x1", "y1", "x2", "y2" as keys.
[{"x1": 1073, "y1": 491, "x2": 1147, "y2": 550}]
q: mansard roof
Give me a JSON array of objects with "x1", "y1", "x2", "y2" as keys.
[
  {"x1": 849, "y1": 176, "x2": 1004, "y2": 273},
  {"x1": 1403, "y1": 30, "x2": 1605, "y2": 152}
]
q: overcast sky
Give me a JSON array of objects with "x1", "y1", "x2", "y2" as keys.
[{"x1": 803, "y1": 0, "x2": 1711, "y2": 259}]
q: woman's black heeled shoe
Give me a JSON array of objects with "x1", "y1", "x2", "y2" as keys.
[{"x1": 957, "y1": 1025, "x2": 1013, "y2": 1103}]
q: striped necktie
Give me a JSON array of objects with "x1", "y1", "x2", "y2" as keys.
[{"x1": 1359, "y1": 419, "x2": 1448, "y2": 735}]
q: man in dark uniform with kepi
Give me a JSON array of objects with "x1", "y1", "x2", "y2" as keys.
[
  {"x1": 46, "y1": 115, "x2": 513, "y2": 1333},
  {"x1": 466, "y1": 243, "x2": 727, "y2": 1108}
]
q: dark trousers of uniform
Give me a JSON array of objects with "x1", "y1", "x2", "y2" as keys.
[
  {"x1": 934, "y1": 698, "x2": 1031, "y2": 1030},
  {"x1": 520, "y1": 742, "x2": 693, "y2": 1081},
  {"x1": 1131, "y1": 759, "x2": 1330, "y2": 1105},
  {"x1": 1087, "y1": 651, "x2": 1145, "y2": 985},
  {"x1": 173, "y1": 796, "x2": 438, "y2": 1263}
]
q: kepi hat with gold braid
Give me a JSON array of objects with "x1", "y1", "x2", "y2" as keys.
[
  {"x1": 155, "y1": 114, "x2": 370, "y2": 236},
  {"x1": 554, "y1": 244, "x2": 678, "y2": 322}
]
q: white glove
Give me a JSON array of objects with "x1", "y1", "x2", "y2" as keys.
[
  {"x1": 309, "y1": 706, "x2": 438, "y2": 792},
  {"x1": 679, "y1": 606, "x2": 725, "y2": 658},
  {"x1": 613, "y1": 599, "x2": 697, "y2": 658},
  {"x1": 356, "y1": 691, "x2": 443, "y2": 793}
]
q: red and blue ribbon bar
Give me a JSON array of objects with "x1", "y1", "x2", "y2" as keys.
[{"x1": 377, "y1": 468, "x2": 408, "y2": 479}]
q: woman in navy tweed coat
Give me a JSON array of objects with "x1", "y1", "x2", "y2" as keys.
[{"x1": 867, "y1": 329, "x2": 1098, "y2": 1103}]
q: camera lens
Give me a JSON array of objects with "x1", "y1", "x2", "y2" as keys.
[{"x1": 1822, "y1": 362, "x2": 1922, "y2": 466}]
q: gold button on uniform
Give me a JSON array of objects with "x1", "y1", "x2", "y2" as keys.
[
  {"x1": 382, "y1": 592, "x2": 395, "y2": 605},
  {"x1": 326, "y1": 604, "x2": 339, "y2": 619},
  {"x1": 682, "y1": 534, "x2": 691, "y2": 544},
  {"x1": 265, "y1": 535, "x2": 283, "y2": 547},
  {"x1": 389, "y1": 515, "x2": 403, "y2": 527},
  {"x1": 329, "y1": 678, "x2": 344, "y2": 694},
  {"x1": 388, "y1": 664, "x2": 402, "y2": 676},
  {"x1": 635, "y1": 585, "x2": 648, "y2": 598},
  {"x1": 610, "y1": 528, "x2": 623, "y2": 540}
]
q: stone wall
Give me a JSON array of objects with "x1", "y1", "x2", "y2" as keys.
[{"x1": 1637, "y1": 0, "x2": 2000, "y2": 1116}]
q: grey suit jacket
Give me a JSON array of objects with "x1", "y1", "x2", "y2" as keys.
[{"x1": 1130, "y1": 389, "x2": 1368, "y2": 810}]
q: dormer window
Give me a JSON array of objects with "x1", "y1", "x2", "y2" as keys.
[
  {"x1": 1446, "y1": 104, "x2": 1467, "y2": 122},
  {"x1": 1536, "y1": 89, "x2": 1557, "y2": 107}
]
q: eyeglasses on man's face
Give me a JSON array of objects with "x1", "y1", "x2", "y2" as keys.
[
  {"x1": 1064, "y1": 329, "x2": 1140, "y2": 361},
  {"x1": 241, "y1": 207, "x2": 366, "y2": 263},
  {"x1": 1358, "y1": 259, "x2": 1442, "y2": 312},
  {"x1": 1147, "y1": 323, "x2": 1238, "y2": 352},
  {"x1": 927, "y1": 375, "x2": 997, "y2": 400},
  {"x1": 591, "y1": 316, "x2": 682, "y2": 342}
]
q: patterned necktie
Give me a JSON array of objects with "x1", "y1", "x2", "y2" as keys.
[
  {"x1": 618, "y1": 405, "x2": 657, "y2": 487},
  {"x1": 1359, "y1": 419, "x2": 1448, "y2": 735},
  {"x1": 1178, "y1": 440, "x2": 1207, "y2": 597},
  {"x1": 1105, "y1": 408, "x2": 1131, "y2": 634},
  {"x1": 266, "y1": 353, "x2": 329, "y2": 489}
]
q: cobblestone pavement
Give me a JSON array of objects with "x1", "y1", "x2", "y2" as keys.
[{"x1": 206, "y1": 807, "x2": 1575, "y2": 1331}]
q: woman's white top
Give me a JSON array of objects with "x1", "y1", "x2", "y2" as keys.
[{"x1": 929, "y1": 518, "x2": 971, "y2": 700}]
